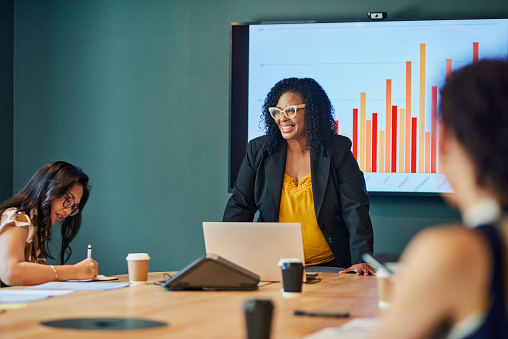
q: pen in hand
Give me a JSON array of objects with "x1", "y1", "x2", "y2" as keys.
[
  {"x1": 294, "y1": 310, "x2": 350, "y2": 318},
  {"x1": 87, "y1": 244, "x2": 92, "y2": 259}
]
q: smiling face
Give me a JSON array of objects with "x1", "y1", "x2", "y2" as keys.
[
  {"x1": 50, "y1": 183, "x2": 84, "y2": 225},
  {"x1": 275, "y1": 91, "x2": 306, "y2": 143}
]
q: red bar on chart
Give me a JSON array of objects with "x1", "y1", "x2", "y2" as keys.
[
  {"x1": 353, "y1": 108, "x2": 358, "y2": 160},
  {"x1": 334, "y1": 120, "x2": 339, "y2": 134},
  {"x1": 366, "y1": 120, "x2": 372, "y2": 172},
  {"x1": 391, "y1": 105, "x2": 397, "y2": 173},
  {"x1": 411, "y1": 117, "x2": 417, "y2": 173},
  {"x1": 372, "y1": 113, "x2": 378, "y2": 173},
  {"x1": 473, "y1": 42, "x2": 479, "y2": 63},
  {"x1": 431, "y1": 86, "x2": 437, "y2": 173}
]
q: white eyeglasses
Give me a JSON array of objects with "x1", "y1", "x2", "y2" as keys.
[{"x1": 268, "y1": 104, "x2": 305, "y2": 120}]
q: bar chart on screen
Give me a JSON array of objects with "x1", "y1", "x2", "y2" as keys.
[{"x1": 247, "y1": 19, "x2": 508, "y2": 193}]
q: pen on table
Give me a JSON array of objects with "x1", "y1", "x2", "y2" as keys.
[
  {"x1": 87, "y1": 244, "x2": 92, "y2": 259},
  {"x1": 293, "y1": 310, "x2": 350, "y2": 318}
]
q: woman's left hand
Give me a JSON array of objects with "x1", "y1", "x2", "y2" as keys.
[{"x1": 339, "y1": 263, "x2": 376, "y2": 276}]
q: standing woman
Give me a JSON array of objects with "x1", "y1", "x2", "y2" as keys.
[
  {"x1": 0, "y1": 161, "x2": 98, "y2": 286},
  {"x1": 224, "y1": 78, "x2": 374, "y2": 274}
]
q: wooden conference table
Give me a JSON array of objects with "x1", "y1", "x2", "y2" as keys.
[{"x1": 0, "y1": 272, "x2": 378, "y2": 338}]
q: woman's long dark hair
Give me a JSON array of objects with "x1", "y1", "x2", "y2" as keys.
[
  {"x1": 439, "y1": 60, "x2": 508, "y2": 205},
  {"x1": 0, "y1": 161, "x2": 90, "y2": 264},
  {"x1": 261, "y1": 77, "x2": 336, "y2": 155}
]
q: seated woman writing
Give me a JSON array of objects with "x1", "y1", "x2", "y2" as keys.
[
  {"x1": 0, "y1": 161, "x2": 98, "y2": 286},
  {"x1": 377, "y1": 60, "x2": 508, "y2": 338}
]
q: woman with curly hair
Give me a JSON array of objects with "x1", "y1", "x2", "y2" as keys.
[
  {"x1": 223, "y1": 78, "x2": 374, "y2": 274},
  {"x1": 0, "y1": 161, "x2": 98, "y2": 286},
  {"x1": 377, "y1": 60, "x2": 508, "y2": 338}
]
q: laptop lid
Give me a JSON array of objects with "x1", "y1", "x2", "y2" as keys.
[{"x1": 202, "y1": 222, "x2": 305, "y2": 282}]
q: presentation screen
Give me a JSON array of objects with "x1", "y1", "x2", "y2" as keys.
[{"x1": 229, "y1": 18, "x2": 508, "y2": 194}]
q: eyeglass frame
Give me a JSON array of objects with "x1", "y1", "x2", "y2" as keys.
[
  {"x1": 268, "y1": 104, "x2": 306, "y2": 120},
  {"x1": 63, "y1": 193, "x2": 80, "y2": 217}
]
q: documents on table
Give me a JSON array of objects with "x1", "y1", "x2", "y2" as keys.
[
  {"x1": 27, "y1": 281, "x2": 129, "y2": 290},
  {"x1": 0, "y1": 289, "x2": 75, "y2": 303},
  {"x1": 303, "y1": 318, "x2": 381, "y2": 339}
]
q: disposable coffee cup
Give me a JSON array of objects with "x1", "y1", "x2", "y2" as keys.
[
  {"x1": 126, "y1": 253, "x2": 150, "y2": 285},
  {"x1": 243, "y1": 299, "x2": 273, "y2": 339},
  {"x1": 278, "y1": 258, "x2": 304, "y2": 295},
  {"x1": 376, "y1": 268, "x2": 393, "y2": 309}
]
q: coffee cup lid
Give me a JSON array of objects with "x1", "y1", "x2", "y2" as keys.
[
  {"x1": 278, "y1": 258, "x2": 303, "y2": 267},
  {"x1": 126, "y1": 253, "x2": 150, "y2": 260}
]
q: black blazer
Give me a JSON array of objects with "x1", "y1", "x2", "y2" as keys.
[{"x1": 223, "y1": 135, "x2": 373, "y2": 268}]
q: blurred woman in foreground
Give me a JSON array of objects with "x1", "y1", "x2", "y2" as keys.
[{"x1": 378, "y1": 60, "x2": 508, "y2": 338}]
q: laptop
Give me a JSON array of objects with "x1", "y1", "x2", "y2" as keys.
[{"x1": 202, "y1": 222, "x2": 305, "y2": 282}]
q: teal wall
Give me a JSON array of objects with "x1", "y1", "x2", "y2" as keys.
[
  {"x1": 10, "y1": 0, "x2": 507, "y2": 275},
  {"x1": 0, "y1": 0, "x2": 13, "y2": 202}
]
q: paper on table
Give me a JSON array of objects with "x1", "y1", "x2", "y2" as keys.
[
  {"x1": 0, "y1": 289, "x2": 75, "y2": 303},
  {"x1": 27, "y1": 282, "x2": 129, "y2": 291},
  {"x1": 303, "y1": 318, "x2": 381, "y2": 339},
  {"x1": 67, "y1": 274, "x2": 119, "y2": 282}
]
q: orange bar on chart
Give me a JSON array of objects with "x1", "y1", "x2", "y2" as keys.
[
  {"x1": 360, "y1": 93, "x2": 366, "y2": 172},
  {"x1": 431, "y1": 86, "x2": 437, "y2": 173},
  {"x1": 379, "y1": 131, "x2": 385, "y2": 173},
  {"x1": 399, "y1": 108, "x2": 405, "y2": 173},
  {"x1": 419, "y1": 43, "x2": 426, "y2": 173},
  {"x1": 405, "y1": 61, "x2": 412, "y2": 173},
  {"x1": 446, "y1": 59, "x2": 452, "y2": 78},
  {"x1": 425, "y1": 132, "x2": 431, "y2": 173},
  {"x1": 366, "y1": 120, "x2": 372, "y2": 172},
  {"x1": 391, "y1": 105, "x2": 397, "y2": 173},
  {"x1": 385, "y1": 80, "x2": 392, "y2": 174}
]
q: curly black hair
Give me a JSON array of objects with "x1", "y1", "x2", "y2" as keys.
[
  {"x1": 439, "y1": 60, "x2": 508, "y2": 205},
  {"x1": 261, "y1": 78, "x2": 335, "y2": 155}
]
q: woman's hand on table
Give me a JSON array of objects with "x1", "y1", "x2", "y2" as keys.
[{"x1": 339, "y1": 263, "x2": 376, "y2": 276}]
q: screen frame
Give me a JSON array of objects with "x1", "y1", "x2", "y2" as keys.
[{"x1": 228, "y1": 16, "x2": 508, "y2": 195}]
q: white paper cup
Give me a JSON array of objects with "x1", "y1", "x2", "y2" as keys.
[{"x1": 126, "y1": 253, "x2": 150, "y2": 285}]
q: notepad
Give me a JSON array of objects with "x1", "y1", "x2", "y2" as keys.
[
  {"x1": 67, "y1": 275, "x2": 118, "y2": 282},
  {"x1": 27, "y1": 282, "x2": 129, "y2": 291}
]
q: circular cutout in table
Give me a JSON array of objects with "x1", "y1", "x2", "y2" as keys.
[{"x1": 41, "y1": 318, "x2": 168, "y2": 330}]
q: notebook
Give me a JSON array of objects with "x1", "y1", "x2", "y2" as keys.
[{"x1": 202, "y1": 222, "x2": 305, "y2": 282}]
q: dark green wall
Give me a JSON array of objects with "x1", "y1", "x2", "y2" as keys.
[
  {"x1": 0, "y1": 0, "x2": 13, "y2": 202},
  {"x1": 11, "y1": 0, "x2": 507, "y2": 274}
]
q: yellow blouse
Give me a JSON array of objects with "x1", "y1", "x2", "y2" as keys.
[{"x1": 278, "y1": 173, "x2": 335, "y2": 265}]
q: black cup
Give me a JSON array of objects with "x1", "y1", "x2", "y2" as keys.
[
  {"x1": 280, "y1": 262, "x2": 303, "y2": 292},
  {"x1": 243, "y1": 299, "x2": 273, "y2": 339}
]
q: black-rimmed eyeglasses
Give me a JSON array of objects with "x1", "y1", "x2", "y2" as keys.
[{"x1": 63, "y1": 194, "x2": 80, "y2": 216}]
